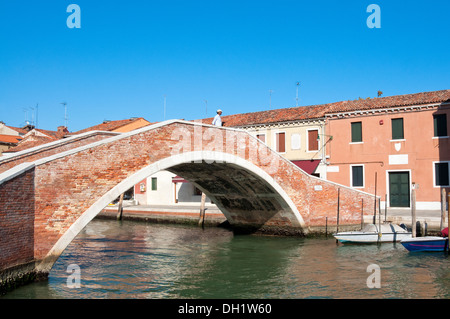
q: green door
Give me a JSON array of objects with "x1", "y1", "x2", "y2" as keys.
[{"x1": 389, "y1": 172, "x2": 410, "y2": 207}]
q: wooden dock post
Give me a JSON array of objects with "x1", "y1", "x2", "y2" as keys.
[
  {"x1": 411, "y1": 187, "x2": 416, "y2": 238},
  {"x1": 448, "y1": 192, "x2": 450, "y2": 252},
  {"x1": 116, "y1": 193, "x2": 124, "y2": 221},
  {"x1": 361, "y1": 199, "x2": 364, "y2": 230},
  {"x1": 199, "y1": 192, "x2": 206, "y2": 228},
  {"x1": 373, "y1": 172, "x2": 377, "y2": 224},
  {"x1": 336, "y1": 188, "x2": 340, "y2": 243},
  {"x1": 440, "y1": 188, "x2": 446, "y2": 231}
]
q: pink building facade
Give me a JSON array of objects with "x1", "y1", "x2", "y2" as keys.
[{"x1": 324, "y1": 94, "x2": 450, "y2": 209}]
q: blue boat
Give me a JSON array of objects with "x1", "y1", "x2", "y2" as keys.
[{"x1": 400, "y1": 236, "x2": 449, "y2": 252}]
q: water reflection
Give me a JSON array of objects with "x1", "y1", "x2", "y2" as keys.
[{"x1": 2, "y1": 219, "x2": 448, "y2": 299}]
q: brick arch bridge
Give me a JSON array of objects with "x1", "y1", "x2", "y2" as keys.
[{"x1": 0, "y1": 120, "x2": 376, "y2": 279}]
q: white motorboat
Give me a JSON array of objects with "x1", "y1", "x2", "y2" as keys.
[{"x1": 333, "y1": 223, "x2": 412, "y2": 244}]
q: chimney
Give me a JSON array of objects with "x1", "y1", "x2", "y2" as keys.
[
  {"x1": 57, "y1": 126, "x2": 69, "y2": 133},
  {"x1": 22, "y1": 123, "x2": 35, "y2": 132}
]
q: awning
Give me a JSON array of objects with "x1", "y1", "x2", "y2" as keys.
[
  {"x1": 291, "y1": 160, "x2": 321, "y2": 175},
  {"x1": 172, "y1": 176, "x2": 189, "y2": 183}
]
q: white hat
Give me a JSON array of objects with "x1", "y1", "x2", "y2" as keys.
[{"x1": 217, "y1": 109, "x2": 222, "y2": 113}]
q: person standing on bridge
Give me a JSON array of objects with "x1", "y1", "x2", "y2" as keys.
[{"x1": 212, "y1": 109, "x2": 223, "y2": 126}]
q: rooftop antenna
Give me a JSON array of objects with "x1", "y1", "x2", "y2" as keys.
[
  {"x1": 269, "y1": 89, "x2": 274, "y2": 109},
  {"x1": 35, "y1": 103, "x2": 39, "y2": 128},
  {"x1": 22, "y1": 107, "x2": 29, "y2": 126},
  {"x1": 29, "y1": 106, "x2": 35, "y2": 126},
  {"x1": 296, "y1": 82, "x2": 300, "y2": 107},
  {"x1": 61, "y1": 102, "x2": 68, "y2": 127},
  {"x1": 204, "y1": 100, "x2": 208, "y2": 115}
]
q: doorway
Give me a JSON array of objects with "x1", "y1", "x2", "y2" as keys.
[{"x1": 388, "y1": 172, "x2": 410, "y2": 207}]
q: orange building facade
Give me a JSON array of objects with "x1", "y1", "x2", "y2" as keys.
[{"x1": 325, "y1": 99, "x2": 450, "y2": 209}]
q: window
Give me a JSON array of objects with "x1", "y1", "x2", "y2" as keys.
[
  {"x1": 151, "y1": 177, "x2": 157, "y2": 191},
  {"x1": 351, "y1": 165, "x2": 364, "y2": 187},
  {"x1": 291, "y1": 133, "x2": 301, "y2": 150},
  {"x1": 435, "y1": 162, "x2": 449, "y2": 186},
  {"x1": 308, "y1": 130, "x2": 318, "y2": 151},
  {"x1": 351, "y1": 122, "x2": 362, "y2": 143},
  {"x1": 276, "y1": 132, "x2": 285, "y2": 153},
  {"x1": 434, "y1": 114, "x2": 447, "y2": 137},
  {"x1": 194, "y1": 186, "x2": 202, "y2": 196},
  {"x1": 391, "y1": 118, "x2": 404, "y2": 140},
  {"x1": 256, "y1": 134, "x2": 266, "y2": 143}
]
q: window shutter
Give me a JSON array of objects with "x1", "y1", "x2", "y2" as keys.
[
  {"x1": 434, "y1": 114, "x2": 447, "y2": 137},
  {"x1": 392, "y1": 118, "x2": 404, "y2": 140},
  {"x1": 351, "y1": 122, "x2": 362, "y2": 142},
  {"x1": 352, "y1": 166, "x2": 364, "y2": 187},
  {"x1": 277, "y1": 132, "x2": 285, "y2": 152},
  {"x1": 256, "y1": 134, "x2": 265, "y2": 143},
  {"x1": 308, "y1": 130, "x2": 318, "y2": 151},
  {"x1": 435, "y1": 163, "x2": 449, "y2": 186}
]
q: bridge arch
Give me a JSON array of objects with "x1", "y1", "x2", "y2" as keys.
[
  {"x1": 1, "y1": 120, "x2": 377, "y2": 282},
  {"x1": 36, "y1": 151, "x2": 305, "y2": 272}
]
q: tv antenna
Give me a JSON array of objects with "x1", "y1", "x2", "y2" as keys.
[
  {"x1": 61, "y1": 102, "x2": 68, "y2": 127},
  {"x1": 35, "y1": 103, "x2": 39, "y2": 128},
  {"x1": 269, "y1": 89, "x2": 274, "y2": 108},
  {"x1": 204, "y1": 100, "x2": 208, "y2": 115},
  {"x1": 296, "y1": 82, "x2": 300, "y2": 107}
]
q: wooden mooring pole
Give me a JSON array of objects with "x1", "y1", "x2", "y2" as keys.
[
  {"x1": 448, "y1": 192, "x2": 450, "y2": 252},
  {"x1": 384, "y1": 194, "x2": 387, "y2": 222},
  {"x1": 116, "y1": 193, "x2": 124, "y2": 221},
  {"x1": 361, "y1": 198, "x2": 364, "y2": 230},
  {"x1": 440, "y1": 188, "x2": 446, "y2": 231},
  {"x1": 199, "y1": 192, "x2": 206, "y2": 228},
  {"x1": 336, "y1": 188, "x2": 340, "y2": 243},
  {"x1": 373, "y1": 172, "x2": 377, "y2": 224},
  {"x1": 411, "y1": 186, "x2": 416, "y2": 238}
]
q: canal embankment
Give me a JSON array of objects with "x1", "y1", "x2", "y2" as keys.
[{"x1": 98, "y1": 204, "x2": 447, "y2": 236}]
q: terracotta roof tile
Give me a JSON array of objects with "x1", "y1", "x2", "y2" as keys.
[
  {"x1": 74, "y1": 118, "x2": 147, "y2": 134},
  {"x1": 200, "y1": 90, "x2": 450, "y2": 127},
  {"x1": 3, "y1": 135, "x2": 53, "y2": 153},
  {"x1": 0, "y1": 134, "x2": 22, "y2": 144}
]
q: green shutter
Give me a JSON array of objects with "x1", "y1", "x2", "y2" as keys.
[
  {"x1": 434, "y1": 114, "x2": 447, "y2": 137},
  {"x1": 352, "y1": 166, "x2": 364, "y2": 187},
  {"x1": 435, "y1": 163, "x2": 449, "y2": 186},
  {"x1": 351, "y1": 122, "x2": 362, "y2": 142},
  {"x1": 391, "y1": 118, "x2": 404, "y2": 140},
  {"x1": 151, "y1": 177, "x2": 157, "y2": 191}
]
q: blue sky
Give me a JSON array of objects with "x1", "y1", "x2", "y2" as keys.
[{"x1": 0, "y1": 1, "x2": 449, "y2": 132}]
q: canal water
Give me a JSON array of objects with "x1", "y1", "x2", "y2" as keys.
[{"x1": 2, "y1": 219, "x2": 449, "y2": 299}]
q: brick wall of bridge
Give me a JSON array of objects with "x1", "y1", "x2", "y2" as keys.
[
  {"x1": 0, "y1": 132, "x2": 118, "y2": 174},
  {"x1": 29, "y1": 122, "x2": 376, "y2": 261},
  {"x1": 0, "y1": 169, "x2": 35, "y2": 271}
]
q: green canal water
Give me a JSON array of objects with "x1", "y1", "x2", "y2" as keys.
[{"x1": 2, "y1": 219, "x2": 449, "y2": 299}]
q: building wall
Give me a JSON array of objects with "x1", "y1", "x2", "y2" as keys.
[
  {"x1": 243, "y1": 120, "x2": 328, "y2": 178},
  {"x1": 113, "y1": 118, "x2": 151, "y2": 133},
  {"x1": 325, "y1": 105, "x2": 450, "y2": 209},
  {"x1": 136, "y1": 170, "x2": 213, "y2": 205}
]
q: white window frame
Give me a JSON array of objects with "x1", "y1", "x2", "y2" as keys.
[
  {"x1": 432, "y1": 161, "x2": 450, "y2": 188},
  {"x1": 255, "y1": 132, "x2": 267, "y2": 144},
  {"x1": 350, "y1": 164, "x2": 365, "y2": 188}
]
